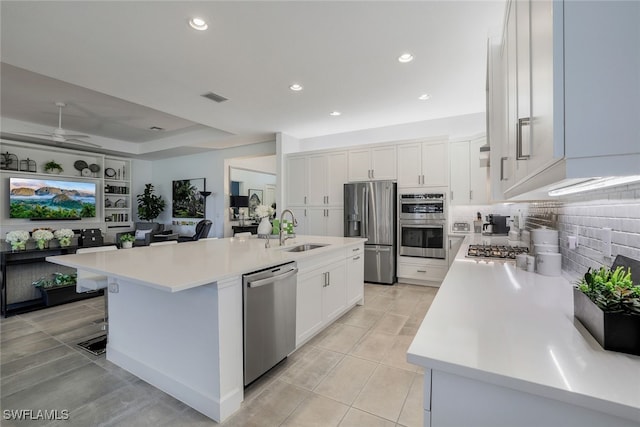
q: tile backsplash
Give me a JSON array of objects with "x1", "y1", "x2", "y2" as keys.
[{"x1": 449, "y1": 181, "x2": 640, "y2": 278}]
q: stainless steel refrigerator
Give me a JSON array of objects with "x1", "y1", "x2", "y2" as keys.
[{"x1": 344, "y1": 181, "x2": 397, "y2": 285}]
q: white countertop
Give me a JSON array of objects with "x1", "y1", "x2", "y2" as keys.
[
  {"x1": 408, "y1": 234, "x2": 640, "y2": 422},
  {"x1": 47, "y1": 235, "x2": 365, "y2": 293}
]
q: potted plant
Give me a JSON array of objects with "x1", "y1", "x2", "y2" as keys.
[
  {"x1": 137, "y1": 183, "x2": 165, "y2": 222},
  {"x1": 574, "y1": 265, "x2": 640, "y2": 356},
  {"x1": 54, "y1": 228, "x2": 75, "y2": 247},
  {"x1": 44, "y1": 160, "x2": 64, "y2": 174},
  {"x1": 120, "y1": 233, "x2": 135, "y2": 249},
  {"x1": 32, "y1": 228, "x2": 54, "y2": 250},
  {"x1": 5, "y1": 230, "x2": 30, "y2": 251},
  {"x1": 33, "y1": 272, "x2": 91, "y2": 306},
  {"x1": 254, "y1": 204, "x2": 274, "y2": 236}
]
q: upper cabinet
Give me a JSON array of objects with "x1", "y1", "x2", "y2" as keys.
[
  {"x1": 491, "y1": 0, "x2": 640, "y2": 200},
  {"x1": 397, "y1": 140, "x2": 448, "y2": 188},
  {"x1": 449, "y1": 138, "x2": 489, "y2": 205},
  {"x1": 286, "y1": 151, "x2": 347, "y2": 208},
  {"x1": 348, "y1": 145, "x2": 396, "y2": 182}
]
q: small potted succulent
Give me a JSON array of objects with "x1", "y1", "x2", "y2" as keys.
[
  {"x1": 574, "y1": 264, "x2": 640, "y2": 355},
  {"x1": 44, "y1": 160, "x2": 64, "y2": 174},
  {"x1": 120, "y1": 233, "x2": 135, "y2": 249},
  {"x1": 5, "y1": 230, "x2": 30, "y2": 251},
  {"x1": 32, "y1": 228, "x2": 54, "y2": 250},
  {"x1": 54, "y1": 228, "x2": 75, "y2": 247}
]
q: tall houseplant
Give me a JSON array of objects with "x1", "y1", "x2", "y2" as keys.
[{"x1": 137, "y1": 183, "x2": 166, "y2": 222}]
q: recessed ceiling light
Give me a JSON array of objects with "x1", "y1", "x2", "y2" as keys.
[
  {"x1": 398, "y1": 53, "x2": 414, "y2": 63},
  {"x1": 289, "y1": 84, "x2": 303, "y2": 91},
  {"x1": 419, "y1": 93, "x2": 432, "y2": 100},
  {"x1": 188, "y1": 17, "x2": 208, "y2": 31},
  {"x1": 329, "y1": 111, "x2": 341, "y2": 116}
]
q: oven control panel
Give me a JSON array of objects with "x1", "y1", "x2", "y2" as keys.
[{"x1": 400, "y1": 193, "x2": 445, "y2": 200}]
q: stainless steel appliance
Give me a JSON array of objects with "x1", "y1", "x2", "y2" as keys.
[
  {"x1": 399, "y1": 192, "x2": 447, "y2": 259},
  {"x1": 243, "y1": 262, "x2": 298, "y2": 386},
  {"x1": 344, "y1": 181, "x2": 397, "y2": 285},
  {"x1": 399, "y1": 193, "x2": 445, "y2": 220},
  {"x1": 466, "y1": 244, "x2": 529, "y2": 260},
  {"x1": 482, "y1": 214, "x2": 510, "y2": 236},
  {"x1": 400, "y1": 220, "x2": 446, "y2": 259}
]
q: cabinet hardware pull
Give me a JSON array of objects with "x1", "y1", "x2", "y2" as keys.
[
  {"x1": 451, "y1": 191, "x2": 454, "y2": 201},
  {"x1": 418, "y1": 174, "x2": 421, "y2": 184},
  {"x1": 516, "y1": 117, "x2": 531, "y2": 160},
  {"x1": 304, "y1": 209, "x2": 307, "y2": 216},
  {"x1": 304, "y1": 196, "x2": 307, "y2": 204},
  {"x1": 371, "y1": 169, "x2": 374, "y2": 179},
  {"x1": 417, "y1": 270, "x2": 427, "y2": 273},
  {"x1": 422, "y1": 175, "x2": 425, "y2": 185},
  {"x1": 352, "y1": 247, "x2": 360, "y2": 252},
  {"x1": 470, "y1": 190, "x2": 473, "y2": 200},
  {"x1": 328, "y1": 271, "x2": 330, "y2": 285},
  {"x1": 326, "y1": 196, "x2": 329, "y2": 204},
  {"x1": 449, "y1": 240, "x2": 452, "y2": 249},
  {"x1": 353, "y1": 256, "x2": 360, "y2": 260},
  {"x1": 500, "y1": 157, "x2": 508, "y2": 181}
]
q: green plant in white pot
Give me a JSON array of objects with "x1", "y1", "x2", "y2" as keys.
[
  {"x1": 120, "y1": 233, "x2": 135, "y2": 249},
  {"x1": 44, "y1": 160, "x2": 63, "y2": 174}
]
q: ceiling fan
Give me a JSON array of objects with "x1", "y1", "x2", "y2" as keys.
[{"x1": 18, "y1": 102, "x2": 100, "y2": 147}]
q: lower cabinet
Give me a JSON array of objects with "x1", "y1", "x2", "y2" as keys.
[
  {"x1": 346, "y1": 247, "x2": 364, "y2": 306},
  {"x1": 295, "y1": 244, "x2": 363, "y2": 347},
  {"x1": 397, "y1": 258, "x2": 448, "y2": 285}
]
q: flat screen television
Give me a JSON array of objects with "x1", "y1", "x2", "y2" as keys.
[{"x1": 9, "y1": 177, "x2": 97, "y2": 220}]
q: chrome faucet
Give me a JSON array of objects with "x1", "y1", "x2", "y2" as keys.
[{"x1": 279, "y1": 209, "x2": 298, "y2": 246}]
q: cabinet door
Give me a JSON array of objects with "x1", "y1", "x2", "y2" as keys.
[
  {"x1": 287, "y1": 156, "x2": 307, "y2": 205},
  {"x1": 289, "y1": 207, "x2": 308, "y2": 235},
  {"x1": 346, "y1": 252, "x2": 364, "y2": 306},
  {"x1": 322, "y1": 261, "x2": 347, "y2": 322},
  {"x1": 529, "y1": 0, "x2": 557, "y2": 175},
  {"x1": 326, "y1": 151, "x2": 347, "y2": 206},
  {"x1": 397, "y1": 143, "x2": 423, "y2": 187},
  {"x1": 306, "y1": 208, "x2": 326, "y2": 236},
  {"x1": 422, "y1": 141, "x2": 448, "y2": 187},
  {"x1": 370, "y1": 145, "x2": 397, "y2": 180},
  {"x1": 307, "y1": 154, "x2": 327, "y2": 205},
  {"x1": 348, "y1": 149, "x2": 371, "y2": 181},
  {"x1": 326, "y1": 207, "x2": 344, "y2": 237},
  {"x1": 515, "y1": 0, "x2": 532, "y2": 183},
  {"x1": 469, "y1": 139, "x2": 489, "y2": 204},
  {"x1": 449, "y1": 141, "x2": 470, "y2": 205},
  {"x1": 503, "y1": 0, "x2": 517, "y2": 194},
  {"x1": 296, "y1": 271, "x2": 324, "y2": 346}
]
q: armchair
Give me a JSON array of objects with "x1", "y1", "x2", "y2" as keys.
[
  {"x1": 116, "y1": 222, "x2": 166, "y2": 247},
  {"x1": 178, "y1": 219, "x2": 212, "y2": 242}
]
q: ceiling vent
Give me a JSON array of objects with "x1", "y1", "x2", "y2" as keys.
[{"x1": 201, "y1": 92, "x2": 228, "y2": 103}]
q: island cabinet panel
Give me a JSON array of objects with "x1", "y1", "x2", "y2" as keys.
[
  {"x1": 321, "y1": 260, "x2": 347, "y2": 322},
  {"x1": 295, "y1": 269, "x2": 324, "y2": 345},
  {"x1": 429, "y1": 370, "x2": 640, "y2": 427},
  {"x1": 346, "y1": 246, "x2": 364, "y2": 306}
]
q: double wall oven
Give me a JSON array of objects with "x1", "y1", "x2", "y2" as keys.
[{"x1": 399, "y1": 193, "x2": 446, "y2": 259}]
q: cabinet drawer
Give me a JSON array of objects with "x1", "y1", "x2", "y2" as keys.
[{"x1": 398, "y1": 263, "x2": 447, "y2": 282}]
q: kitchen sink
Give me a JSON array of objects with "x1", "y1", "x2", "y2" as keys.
[{"x1": 284, "y1": 243, "x2": 328, "y2": 252}]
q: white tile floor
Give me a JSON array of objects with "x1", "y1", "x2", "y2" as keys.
[{"x1": 0, "y1": 283, "x2": 438, "y2": 426}]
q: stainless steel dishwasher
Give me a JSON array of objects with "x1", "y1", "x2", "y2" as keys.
[{"x1": 243, "y1": 261, "x2": 298, "y2": 386}]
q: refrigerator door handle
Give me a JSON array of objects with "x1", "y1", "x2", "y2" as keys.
[{"x1": 362, "y1": 187, "x2": 369, "y2": 238}]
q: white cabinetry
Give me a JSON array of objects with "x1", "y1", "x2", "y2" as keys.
[
  {"x1": 397, "y1": 140, "x2": 448, "y2": 188},
  {"x1": 306, "y1": 207, "x2": 343, "y2": 237},
  {"x1": 346, "y1": 245, "x2": 364, "y2": 306},
  {"x1": 449, "y1": 138, "x2": 489, "y2": 205},
  {"x1": 348, "y1": 145, "x2": 396, "y2": 182},
  {"x1": 296, "y1": 247, "x2": 359, "y2": 346},
  {"x1": 286, "y1": 150, "x2": 346, "y2": 237},
  {"x1": 104, "y1": 156, "x2": 133, "y2": 232},
  {"x1": 397, "y1": 257, "x2": 447, "y2": 285},
  {"x1": 491, "y1": 0, "x2": 640, "y2": 200}
]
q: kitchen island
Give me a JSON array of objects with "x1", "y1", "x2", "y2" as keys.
[
  {"x1": 408, "y1": 235, "x2": 640, "y2": 426},
  {"x1": 47, "y1": 235, "x2": 365, "y2": 422}
]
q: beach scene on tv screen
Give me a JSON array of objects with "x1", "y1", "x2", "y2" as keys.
[{"x1": 9, "y1": 177, "x2": 96, "y2": 219}]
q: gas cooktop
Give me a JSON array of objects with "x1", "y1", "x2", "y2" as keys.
[{"x1": 466, "y1": 244, "x2": 529, "y2": 260}]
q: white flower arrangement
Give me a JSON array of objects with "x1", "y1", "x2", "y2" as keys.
[
  {"x1": 6, "y1": 230, "x2": 30, "y2": 243},
  {"x1": 53, "y1": 228, "x2": 75, "y2": 239},
  {"x1": 254, "y1": 204, "x2": 274, "y2": 219},
  {"x1": 32, "y1": 229, "x2": 54, "y2": 241}
]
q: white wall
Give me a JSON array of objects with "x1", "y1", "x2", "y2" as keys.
[
  {"x1": 292, "y1": 112, "x2": 486, "y2": 153},
  {"x1": 149, "y1": 141, "x2": 276, "y2": 238}
]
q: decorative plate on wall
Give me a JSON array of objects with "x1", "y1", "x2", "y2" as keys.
[
  {"x1": 104, "y1": 168, "x2": 116, "y2": 178},
  {"x1": 74, "y1": 160, "x2": 88, "y2": 171},
  {"x1": 81, "y1": 168, "x2": 92, "y2": 177}
]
